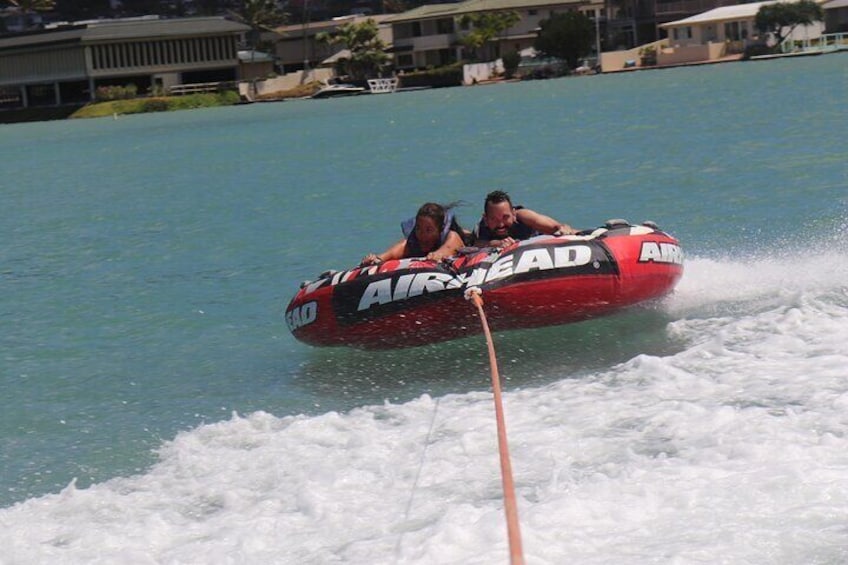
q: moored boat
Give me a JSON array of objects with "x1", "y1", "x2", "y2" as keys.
[
  {"x1": 285, "y1": 220, "x2": 683, "y2": 349},
  {"x1": 311, "y1": 83, "x2": 366, "y2": 99}
]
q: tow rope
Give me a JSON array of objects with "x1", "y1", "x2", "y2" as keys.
[{"x1": 465, "y1": 287, "x2": 525, "y2": 565}]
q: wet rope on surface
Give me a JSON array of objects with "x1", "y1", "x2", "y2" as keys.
[{"x1": 465, "y1": 287, "x2": 525, "y2": 565}]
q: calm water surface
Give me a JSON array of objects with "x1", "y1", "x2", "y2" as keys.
[{"x1": 1, "y1": 55, "x2": 846, "y2": 563}]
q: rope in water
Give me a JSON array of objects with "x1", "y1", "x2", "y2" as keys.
[
  {"x1": 395, "y1": 396, "x2": 442, "y2": 563},
  {"x1": 465, "y1": 287, "x2": 525, "y2": 565}
]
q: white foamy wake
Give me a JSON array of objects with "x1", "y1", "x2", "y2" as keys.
[{"x1": 2, "y1": 250, "x2": 847, "y2": 564}]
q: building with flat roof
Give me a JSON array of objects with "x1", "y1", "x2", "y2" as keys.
[{"x1": 0, "y1": 16, "x2": 249, "y2": 109}]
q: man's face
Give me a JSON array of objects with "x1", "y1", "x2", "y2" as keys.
[{"x1": 483, "y1": 200, "x2": 515, "y2": 238}]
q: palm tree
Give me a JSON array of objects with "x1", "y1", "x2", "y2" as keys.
[
  {"x1": 316, "y1": 19, "x2": 391, "y2": 80},
  {"x1": 229, "y1": 0, "x2": 287, "y2": 53},
  {"x1": 458, "y1": 11, "x2": 521, "y2": 61}
]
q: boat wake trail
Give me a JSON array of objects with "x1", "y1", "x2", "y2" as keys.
[
  {"x1": 666, "y1": 233, "x2": 848, "y2": 321},
  {"x1": 2, "y1": 235, "x2": 846, "y2": 565}
]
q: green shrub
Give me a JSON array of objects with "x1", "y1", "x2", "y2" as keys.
[
  {"x1": 502, "y1": 51, "x2": 521, "y2": 79},
  {"x1": 166, "y1": 91, "x2": 240, "y2": 110},
  {"x1": 399, "y1": 63, "x2": 463, "y2": 88},
  {"x1": 95, "y1": 84, "x2": 138, "y2": 101},
  {"x1": 142, "y1": 98, "x2": 170, "y2": 112},
  {"x1": 71, "y1": 90, "x2": 240, "y2": 119},
  {"x1": 743, "y1": 44, "x2": 777, "y2": 59}
]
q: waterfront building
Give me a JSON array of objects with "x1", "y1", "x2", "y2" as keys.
[
  {"x1": 272, "y1": 14, "x2": 393, "y2": 73},
  {"x1": 0, "y1": 16, "x2": 249, "y2": 109},
  {"x1": 607, "y1": 0, "x2": 848, "y2": 51},
  {"x1": 825, "y1": 0, "x2": 848, "y2": 31},
  {"x1": 601, "y1": 0, "x2": 845, "y2": 71},
  {"x1": 384, "y1": 0, "x2": 605, "y2": 72}
]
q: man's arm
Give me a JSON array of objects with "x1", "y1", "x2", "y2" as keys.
[
  {"x1": 516, "y1": 208, "x2": 577, "y2": 235},
  {"x1": 474, "y1": 236, "x2": 516, "y2": 248}
]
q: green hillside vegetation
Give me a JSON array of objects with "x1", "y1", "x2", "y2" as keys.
[{"x1": 70, "y1": 91, "x2": 242, "y2": 119}]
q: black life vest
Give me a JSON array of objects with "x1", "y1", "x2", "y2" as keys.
[{"x1": 473, "y1": 206, "x2": 538, "y2": 242}]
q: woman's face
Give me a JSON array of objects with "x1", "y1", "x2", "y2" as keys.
[{"x1": 415, "y1": 215, "x2": 441, "y2": 252}]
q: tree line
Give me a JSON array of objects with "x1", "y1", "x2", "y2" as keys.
[
  {"x1": 4, "y1": 0, "x2": 223, "y2": 20},
  {"x1": 1, "y1": 0, "x2": 428, "y2": 25}
]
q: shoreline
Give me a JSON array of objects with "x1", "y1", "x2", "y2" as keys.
[{"x1": 4, "y1": 48, "x2": 844, "y2": 124}]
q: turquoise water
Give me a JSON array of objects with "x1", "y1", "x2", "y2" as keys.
[{"x1": 1, "y1": 55, "x2": 847, "y2": 563}]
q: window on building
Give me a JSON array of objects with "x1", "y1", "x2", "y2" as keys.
[
  {"x1": 393, "y1": 23, "x2": 408, "y2": 39},
  {"x1": 436, "y1": 18, "x2": 453, "y2": 34},
  {"x1": 439, "y1": 48, "x2": 455, "y2": 66},
  {"x1": 0, "y1": 86, "x2": 22, "y2": 108}
]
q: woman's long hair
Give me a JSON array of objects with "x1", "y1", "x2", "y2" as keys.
[{"x1": 415, "y1": 201, "x2": 470, "y2": 245}]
